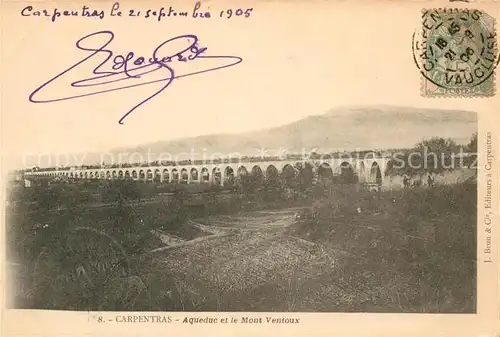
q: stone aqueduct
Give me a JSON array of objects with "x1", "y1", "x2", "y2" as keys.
[{"x1": 26, "y1": 157, "x2": 391, "y2": 186}]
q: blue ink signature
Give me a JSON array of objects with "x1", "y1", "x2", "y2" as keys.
[{"x1": 29, "y1": 30, "x2": 242, "y2": 124}]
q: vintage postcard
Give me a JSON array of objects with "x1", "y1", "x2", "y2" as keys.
[{"x1": 1, "y1": 0, "x2": 498, "y2": 336}]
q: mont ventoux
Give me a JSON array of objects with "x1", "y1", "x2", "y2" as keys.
[{"x1": 27, "y1": 106, "x2": 477, "y2": 168}]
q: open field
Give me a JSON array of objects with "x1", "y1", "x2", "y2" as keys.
[
  {"x1": 128, "y1": 182, "x2": 475, "y2": 312},
  {"x1": 7, "y1": 180, "x2": 476, "y2": 312}
]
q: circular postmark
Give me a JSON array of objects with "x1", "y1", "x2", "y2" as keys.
[
  {"x1": 32, "y1": 227, "x2": 136, "y2": 310},
  {"x1": 413, "y1": 8, "x2": 499, "y2": 95}
]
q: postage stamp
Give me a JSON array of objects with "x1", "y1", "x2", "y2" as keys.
[{"x1": 415, "y1": 8, "x2": 498, "y2": 97}]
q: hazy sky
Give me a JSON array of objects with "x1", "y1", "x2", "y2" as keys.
[{"x1": 2, "y1": 1, "x2": 497, "y2": 169}]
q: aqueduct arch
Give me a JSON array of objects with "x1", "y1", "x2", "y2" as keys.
[
  {"x1": 212, "y1": 167, "x2": 221, "y2": 185},
  {"x1": 180, "y1": 168, "x2": 188, "y2": 183},
  {"x1": 237, "y1": 166, "x2": 248, "y2": 178},
  {"x1": 251, "y1": 165, "x2": 263, "y2": 175},
  {"x1": 190, "y1": 168, "x2": 199, "y2": 181},
  {"x1": 266, "y1": 165, "x2": 279, "y2": 179},
  {"x1": 171, "y1": 169, "x2": 179, "y2": 182},
  {"x1": 282, "y1": 164, "x2": 296, "y2": 186},
  {"x1": 201, "y1": 168, "x2": 209, "y2": 183},
  {"x1": 369, "y1": 162, "x2": 382, "y2": 185},
  {"x1": 317, "y1": 163, "x2": 333, "y2": 184},
  {"x1": 224, "y1": 166, "x2": 235, "y2": 185},
  {"x1": 250, "y1": 165, "x2": 264, "y2": 185},
  {"x1": 339, "y1": 162, "x2": 356, "y2": 184}
]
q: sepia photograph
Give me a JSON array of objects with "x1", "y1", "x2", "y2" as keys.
[{"x1": 6, "y1": 106, "x2": 478, "y2": 313}]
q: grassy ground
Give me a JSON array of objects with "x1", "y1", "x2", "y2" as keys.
[
  {"x1": 8, "y1": 181, "x2": 476, "y2": 312},
  {"x1": 132, "y1": 182, "x2": 476, "y2": 312},
  {"x1": 284, "y1": 182, "x2": 476, "y2": 312}
]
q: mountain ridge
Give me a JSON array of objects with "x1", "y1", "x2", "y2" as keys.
[
  {"x1": 108, "y1": 106, "x2": 477, "y2": 161},
  {"x1": 22, "y1": 106, "x2": 477, "y2": 168}
]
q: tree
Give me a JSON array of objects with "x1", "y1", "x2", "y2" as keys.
[
  {"x1": 416, "y1": 137, "x2": 459, "y2": 173},
  {"x1": 466, "y1": 132, "x2": 477, "y2": 153},
  {"x1": 464, "y1": 132, "x2": 478, "y2": 169},
  {"x1": 415, "y1": 137, "x2": 460, "y2": 154},
  {"x1": 294, "y1": 163, "x2": 313, "y2": 191},
  {"x1": 388, "y1": 137, "x2": 462, "y2": 176}
]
